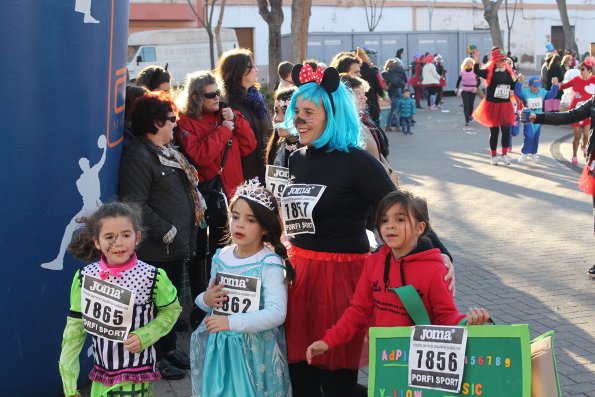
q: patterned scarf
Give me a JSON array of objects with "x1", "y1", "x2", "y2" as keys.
[
  {"x1": 157, "y1": 145, "x2": 206, "y2": 227},
  {"x1": 245, "y1": 86, "x2": 268, "y2": 119}
]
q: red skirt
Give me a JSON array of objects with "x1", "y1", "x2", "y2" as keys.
[
  {"x1": 472, "y1": 99, "x2": 516, "y2": 128},
  {"x1": 285, "y1": 245, "x2": 369, "y2": 370},
  {"x1": 569, "y1": 99, "x2": 592, "y2": 127},
  {"x1": 578, "y1": 164, "x2": 595, "y2": 196}
]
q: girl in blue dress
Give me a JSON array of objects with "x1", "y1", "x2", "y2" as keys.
[{"x1": 190, "y1": 180, "x2": 295, "y2": 396}]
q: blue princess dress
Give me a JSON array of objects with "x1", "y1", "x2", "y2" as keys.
[{"x1": 190, "y1": 245, "x2": 292, "y2": 397}]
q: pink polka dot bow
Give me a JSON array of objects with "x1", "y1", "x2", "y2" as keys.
[{"x1": 298, "y1": 64, "x2": 325, "y2": 85}]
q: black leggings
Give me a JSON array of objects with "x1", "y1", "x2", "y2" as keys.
[
  {"x1": 289, "y1": 362, "x2": 366, "y2": 397},
  {"x1": 489, "y1": 126, "x2": 511, "y2": 151},
  {"x1": 461, "y1": 91, "x2": 476, "y2": 123}
]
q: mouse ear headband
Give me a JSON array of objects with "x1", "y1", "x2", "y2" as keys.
[{"x1": 291, "y1": 64, "x2": 340, "y2": 113}]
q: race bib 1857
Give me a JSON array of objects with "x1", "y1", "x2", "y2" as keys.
[{"x1": 280, "y1": 184, "x2": 326, "y2": 236}]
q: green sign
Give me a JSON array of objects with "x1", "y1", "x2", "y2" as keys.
[{"x1": 369, "y1": 325, "x2": 531, "y2": 397}]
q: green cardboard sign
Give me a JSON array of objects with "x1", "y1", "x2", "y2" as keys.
[{"x1": 368, "y1": 325, "x2": 531, "y2": 397}]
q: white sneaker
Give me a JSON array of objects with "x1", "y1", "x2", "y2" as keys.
[
  {"x1": 490, "y1": 156, "x2": 499, "y2": 165},
  {"x1": 518, "y1": 154, "x2": 527, "y2": 163},
  {"x1": 500, "y1": 155, "x2": 511, "y2": 165},
  {"x1": 531, "y1": 154, "x2": 540, "y2": 162}
]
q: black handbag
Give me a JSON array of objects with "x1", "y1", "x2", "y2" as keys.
[{"x1": 198, "y1": 139, "x2": 232, "y2": 225}]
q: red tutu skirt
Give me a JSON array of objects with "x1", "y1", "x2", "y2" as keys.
[
  {"x1": 569, "y1": 99, "x2": 591, "y2": 127},
  {"x1": 472, "y1": 99, "x2": 516, "y2": 128},
  {"x1": 285, "y1": 245, "x2": 369, "y2": 370},
  {"x1": 578, "y1": 163, "x2": 595, "y2": 196}
]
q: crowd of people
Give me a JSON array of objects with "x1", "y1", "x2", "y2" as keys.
[{"x1": 56, "y1": 43, "x2": 594, "y2": 397}]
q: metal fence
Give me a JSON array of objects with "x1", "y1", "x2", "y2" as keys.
[{"x1": 281, "y1": 30, "x2": 493, "y2": 92}]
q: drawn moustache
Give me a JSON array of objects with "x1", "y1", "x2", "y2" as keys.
[{"x1": 294, "y1": 116, "x2": 307, "y2": 125}]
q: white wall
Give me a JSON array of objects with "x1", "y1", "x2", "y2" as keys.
[{"x1": 214, "y1": 2, "x2": 594, "y2": 74}]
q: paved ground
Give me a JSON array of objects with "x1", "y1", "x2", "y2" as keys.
[{"x1": 83, "y1": 95, "x2": 595, "y2": 396}]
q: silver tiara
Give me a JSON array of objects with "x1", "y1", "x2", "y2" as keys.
[{"x1": 236, "y1": 178, "x2": 275, "y2": 211}]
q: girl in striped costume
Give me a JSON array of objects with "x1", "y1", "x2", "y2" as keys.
[{"x1": 59, "y1": 202, "x2": 182, "y2": 397}]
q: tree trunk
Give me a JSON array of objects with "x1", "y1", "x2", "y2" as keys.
[
  {"x1": 290, "y1": 0, "x2": 312, "y2": 64},
  {"x1": 481, "y1": 0, "x2": 504, "y2": 50},
  {"x1": 257, "y1": 0, "x2": 284, "y2": 87},
  {"x1": 556, "y1": 0, "x2": 579, "y2": 55},
  {"x1": 186, "y1": 0, "x2": 217, "y2": 69},
  {"x1": 214, "y1": 0, "x2": 227, "y2": 59}
]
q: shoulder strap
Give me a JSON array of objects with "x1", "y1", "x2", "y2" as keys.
[
  {"x1": 218, "y1": 139, "x2": 232, "y2": 173},
  {"x1": 391, "y1": 285, "x2": 431, "y2": 325}
]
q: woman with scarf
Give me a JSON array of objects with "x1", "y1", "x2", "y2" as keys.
[
  {"x1": 119, "y1": 91, "x2": 205, "y2": 380},
  {"x1": 216, "y1": 48, "x2": 272, "y2": 182}
]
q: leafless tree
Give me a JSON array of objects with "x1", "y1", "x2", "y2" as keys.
[
  {"x1": 289, "y1": 0, "x2": 312, "y2": 64},
  {"x1": 555, "y1": 0, "x2": 578, "y2": 55},
  {"x1": 214, "y1": 0, "x2": 227, "y2": 59},
  {"x1": 361, "y1": 0, "x2": 386, "y2": 32},
  {"x1": 257, "y1": 0, "x2": 284, "y2": 87},
  {"x1": 186, "y1": 0, "x2": 227, "y2": 69},
  {"x1": 427, "y1": 0, "x2": 437, "y2": 31},
  {"x1": 504, "y1": 0, "x2": 518, "y2": 55},
  {"x1": 481, "y1": 0, "x2": 504, "y2": 50}
]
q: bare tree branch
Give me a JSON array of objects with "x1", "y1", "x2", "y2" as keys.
[
  {"x1": 257, "y1": 0, "x2": 284, "y2": 86},
  {"x1": 361, "y1": 0, "x2": 386, "y2": 32},
  {"x1": 555, "y1": 0, "x2": 578, "y2": 55}
]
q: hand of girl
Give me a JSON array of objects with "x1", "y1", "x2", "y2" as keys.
[
  {"x1": 529, "y1": 113, "x2": 537, "y2": 123},
  {"x1": 466, "y1": 307, "x2": 490, "y2": 325},
  {"x1": 306, "y1": 341, "x2": 329, "y2": 364},
  {"x1": 203, "y1": 278, "x2": 228, "y2": 308},
  {"x1": 205, "y1": 315, "x2": 230, "y2": 334},
  {"x1": 441, "y1": 254, "x2": 456, "y2": 297},
  {"x1": 123, "y1": 334, "x2": 141, "y2": 353}
]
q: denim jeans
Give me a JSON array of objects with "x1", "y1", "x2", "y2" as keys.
[
  {"x1": 386, "y1": 88, "x2": 402, "y2": 128},
  {"x1": 400, "y1": 117, "x2": 412, "y2": 134}
]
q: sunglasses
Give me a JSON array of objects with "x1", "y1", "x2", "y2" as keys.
[
  {"x1": 203, "y1": 89, "x2": 221, "y2": 99},
  {"x1": 580, "y1": 67, "x2": 589, "y2": 71},
  {"x1": 165, "y1": 116, "x2": 177, "y2": 123}
]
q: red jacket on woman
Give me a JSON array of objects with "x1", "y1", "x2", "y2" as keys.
[
  {"x1": 322, "y1": 241, "x2": 465, "y2": 350},
  {"x1": 176, "y1": 109, "x2": 256, "y2": 200}
]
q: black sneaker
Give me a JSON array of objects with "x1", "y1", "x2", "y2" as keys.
[
  {"x1": 164, "y1": 349, "x2": 191, "y2": 369},
  {"x1": 588, "y1": 265, "x2": 595, "y2": 279},
  {"x1": 157, "y1": 359, "x2": 185, "y2": 380}
]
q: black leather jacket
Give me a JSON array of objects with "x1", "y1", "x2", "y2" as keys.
[
  {"x1": 119, "y1": 137, "x2": 198, "y2": 262},
  {"x1": 534, "y1": 96, "x2": 595, "y2": 163}
]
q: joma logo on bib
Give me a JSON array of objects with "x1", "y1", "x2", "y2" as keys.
[
  {"x1": 220, "y1": 275, "x2": 248, "y2": 288},
  {"x1": 288, "y1": 186, "x2": 314, "y2": 195},
  {"x1": 273, "y1": 168, "x2": 289, "y2": 178},
  {"x1": 419, "y1": 328, "x2": 455, "y2": 342},
  {"x1": 89, "y1": 280, "x2": 124, "y2": 299}
]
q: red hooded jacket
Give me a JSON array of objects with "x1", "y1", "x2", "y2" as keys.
[{"x1": 323, "y1": 241, "x2": 465, "y2": 350}]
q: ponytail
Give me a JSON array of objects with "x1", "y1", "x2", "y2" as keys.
[
  {"x1": 271, "y1": 241, "x2": 296, "y2": 284},
  {"x1": 67, "y1": 217, "x2": 101, "y2": 263}
]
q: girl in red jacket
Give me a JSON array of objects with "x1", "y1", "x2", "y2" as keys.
[{"x1": 306, "y1": 189, "x2": 491, "y2": 364}]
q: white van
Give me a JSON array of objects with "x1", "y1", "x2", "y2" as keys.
[{"x1": 127, "y1": 28, "x2": 238, "y2": 86}]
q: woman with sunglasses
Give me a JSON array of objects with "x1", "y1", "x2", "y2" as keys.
[
  {"x1": 175, "y1": 70, "x2": 257, "y2": 323},
  {"x1": 119, "y1": 91, "x2": 205, "y2": 380},
  {"x1": 216, "y1": 48, "x2": 272, "y2": 182},
  {"x1": 557, "y1": 58, "x2": 595, "y2": 165}
]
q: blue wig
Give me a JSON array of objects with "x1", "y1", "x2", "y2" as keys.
[{"x1": 284, "y1": 81, "x2": 364, "y2": 152}]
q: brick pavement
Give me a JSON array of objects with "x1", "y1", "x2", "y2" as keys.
[{"x1": 83, "y1": 96, "x2": 595, "y2": 396}]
